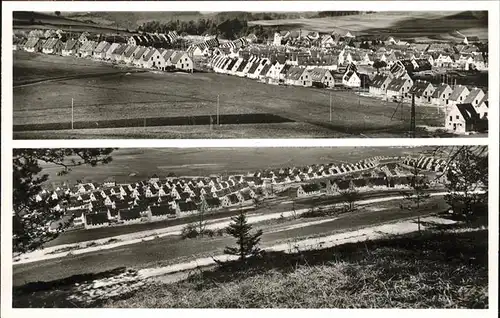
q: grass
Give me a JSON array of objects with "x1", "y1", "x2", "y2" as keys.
[
  {"x1": 13, "y1": 52, "x2": 446, "y2": 138},
  {"x1": 106, "y1": 228, "x2": 488, "y2": 308}
]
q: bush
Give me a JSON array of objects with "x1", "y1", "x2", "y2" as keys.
[{"x1": 181, "y1": 223, "x2": 199, "y2": 239}]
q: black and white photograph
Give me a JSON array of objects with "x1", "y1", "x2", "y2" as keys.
[
  {"x1": 11, "y1": 146, "x2": 488, "y2": 308},
  {"x1": 2, "y1": 0, "x2": 499, "y2": 316},
  {"x1": 11, "y1": 9, "x2": 489, "y2": 139}
]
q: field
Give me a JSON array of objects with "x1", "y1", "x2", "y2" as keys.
[
  {"x1": 13, "y1": 196, "x2": 448, "y2": 286},
  {"x1": 106, "y1": 229, "x2": 488, "y2": 308},
  {"x1": 13, "y1": 11, "x2": 133, "y2": 35},
  {"x1": 249, "y1": 11, "x2": 488, "y2": 41},
  {"x1": 14, "y1": 52, "x2": 447, "y2": 138},
  {"x1": 39, "y1": 147, "x2": 425, "y2": 185}
]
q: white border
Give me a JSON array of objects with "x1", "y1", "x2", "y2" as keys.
[{"x1": 2, "y1": 1, "x2": 499, "y2": 317}]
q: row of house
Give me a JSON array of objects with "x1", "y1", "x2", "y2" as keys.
[
  {"x1": 18, "y1": 36, "x2": 195, "y2": 73},
  {"x1": 211, "y1": 55, "x2": 361, "y2": 88}
]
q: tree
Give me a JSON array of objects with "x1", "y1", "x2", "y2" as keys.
[
  {"x1": 13, "y1": 148, "x2": 115, "y2": 253},
  {"x1": 373, "y1": 60, "x2": 387, "y2": 72},
  {"x1": 55, "y1": 11, "x2": 61, "y2": 17},
  {"x1": 443, "y1": 146, "x2": 488, "y2": 222},
  {"x1": 400, "y1": 165, "x2": 430, "y2": 233},
  {"x1": 340, "y1": 184, "x2": 360, "y2": 212},
  {"x1": 224, "y1": 212, "x2": 263, "y2": 261}
]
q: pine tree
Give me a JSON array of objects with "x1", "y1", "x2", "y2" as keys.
[{"x1": 224, "y1": 212, "x2": 263, "y2": 261}]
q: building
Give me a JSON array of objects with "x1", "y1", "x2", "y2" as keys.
[
  {"x1": 386, "y1": 77, "x2": 413, "y2": 100},
  {"x1": 408, "y1": 80, "x2": 435, "y2": 104},
  {"x1": 342, "y1": 70, "x2": 361, "y2": 87},
  {"x1": 431, "y1": 83, "x2": 453, "y2": 107},
  {"x1": 463, "y1": 88, "x2": 485, "y2": 108},
  {"x1": 445, "y1": 103, "x2": 487, "y2": 134},
  {"x1": 24, "y1": 37, "x2": 42, "y2": 52},
  {"x1": 369, "y1": 74, "x2": 392, "y2": 96},
  {"x1": 171, "y1": 51, "x2": 193, "y2": 72},
  {"x1": 93, "y1": 41, "x2": 111, "y2": 59},
  {"x1": 61, "y1": 39, "x2": 80, "y2": 56},
  {"x1": 448, "y1": 85, "x2": 470, "y2": 107},
  {"x1": 285, "y1": 66, "x2": 312, "y2": 87},
  {"x1": 308, "y1": 67, "x2": 335, "y2": 88}
]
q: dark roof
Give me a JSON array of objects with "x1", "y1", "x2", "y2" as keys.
[
  {"x1": 408, "y1": 80, "x2": 433, "y2": 97},
  {"x1": 86, "y1": 212, "x2": 109, "y2": 225},
  {"x1": 119, "y1": 208, "x2": 142, "y2": 221},
  {"x1": 456, "y1": 103, "x2": 480, "y2": 123},
  {"x1": 302, "y1": 183, "x2": 321, "y2": 193},
  {"x1": 150, "y1": 205, "x2": 176, "y2": 216},
  {"x1": 179, "y1": 201, "x2": 197, "y2": 212},
  {"x1": 370, "y1": 74, "x2": 391, "y2": 89},
  {"x1": 432, "y1": 83, "x2": 452, "y2": 98}
]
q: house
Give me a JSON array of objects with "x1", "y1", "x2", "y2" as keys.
[
  {"x1": 408, "y1": 80, "x2": 435, "y2": 104},
  {"x1": 178, "y1": 201, "x2": 198, "y2": 216},
  {"x1": 142, "y1": 47, "x2": 161, "y2": 68},
  {"x1": 24, "y1": 37, "x2": 42, "y2": 53},
  {"x1": 93, "y1": 41, "x2": 111, "y2": 59},
  {"x1": 71, "y1": 209, "x2": 87, "y2": 227},
  {"x1": 386, "y1": 77, "x2": 413, "y2": 99},
  {"x1": 431, "y1": 83, "x2": 453, "y2": 107},
  {"x1": 122, "y1": 45, "x2": 139, "y2": 64},
  {"x1": 297, "y1": 183, "x2": 321, "y2": 198},
  {"x1": 471, "y1": 54, "x2": 487, "y2": 71},
  {"x1": 157, "y1": 49, "x2": 177, "y2": 71},
  {"x1": 84, "y1": 212, "x2": 109, "y2": 229},
  {"x1": 285, "y1": 66, "x2": 312, "y2": 87},
  {"x1": 266, "y1": 62, "x2": 285, "y2": 83},
  {"x1": 149, "y1": 205, "x2": 177, "y2": 221},
  {"x1": 342, "y1": 70, "x2": 361, "y2": 87},
  {"x1": 132, "y1": 46, "x2": 149, "y2": 67},
  {"x1": 475, "y1": 96, "x2": 488, "y2": 119},
  {"x1": 111, "y1": 44, "x2": 128, "y2": 62},
  {"x1": 308, "y1": 67, "x2": 335, "y2": 88},
  {"x1": 105, "y1": 42, "x2": 121, "y2": 60},
  {"x1": 369, "y1": 74, "x2": 392, "y2": 96},
  {"x1": 119, "y1": 208, "x2": 142, "y2": 224},
  {"x1": 170, "y1": 51, "x2": 193, "y2": 72},
  {"x1": 448, "y1": 85, "x2": 470, "y2": 107},
  {"x1": 463, "y1": 88, "x2": 485, "y2": 108},
  {"x1": 78, "y1": 40, "x2": 98, "y2": 58},
  {"x1": 445, "y1": 103, "x2": 487, "y2": 134},
  {"x1": 61, "y1": 39, "x2": 80, "y2": 56}
]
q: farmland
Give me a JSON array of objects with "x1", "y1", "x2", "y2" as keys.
[
  {"x1": 249, "y1": 11, "x2": 488, "y2": 41},
  {"x1": 39, "y1": 147, "x2": 425, "y2": 186},
  {"x1": 13, "y1": 52, "x2": 446, "y2": 138}
]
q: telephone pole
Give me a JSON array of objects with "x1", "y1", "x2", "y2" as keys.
[
  {"x1": 71, "y1": 98, "x2": 74, "y2": 130},
  {"x1": 410, "y1": 93, "x2": 416, "y2": 138},
  {"x1": 329, "y1": 91, "x2": 332, "y2": 122},
  {"x1": 216, "y1": 94, "x2": 220, "y2": 125}
]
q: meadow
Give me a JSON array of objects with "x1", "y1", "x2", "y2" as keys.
[{"x1": 14, "y1": 52, "x2": 444, "y2": 138}]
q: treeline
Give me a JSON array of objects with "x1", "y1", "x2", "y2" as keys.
[
  {"x1": 314, "y1": 11, "x2": 364, "y2": 18},
  {"x1": 138, "y1": 17, "x2": 278, "y2": 41}
]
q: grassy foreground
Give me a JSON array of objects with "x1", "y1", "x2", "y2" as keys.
[{"x1": 106, "y1": 228, "x2": 488, "y2": 308}]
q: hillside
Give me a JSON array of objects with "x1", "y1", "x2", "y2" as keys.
[
  {"x1": 249, "y1": 11, "x2": 488, "y2": 41},
  {"x1": 105, "y1": 228, "x2": 487, "y2": 308},
  {"x1": 13, "y1": 11, "x2": 133, "y2": 34}
]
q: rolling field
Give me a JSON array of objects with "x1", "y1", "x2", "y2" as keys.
[
  {"x1": 14, "y1": 52, "x2": 445, "y2": 138},
  {"x1": 40, "y1": 147, "x2": 422, "y2": 186},
  {"x1": 249, "y1": 11, "x2": 488, "y2": 41}
]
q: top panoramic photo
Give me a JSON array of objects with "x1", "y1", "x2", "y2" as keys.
[{"x1": 12, "y1": 10, "x2": 489, "y2": 139}]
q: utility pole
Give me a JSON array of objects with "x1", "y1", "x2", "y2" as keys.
[
  {"x1": 410, "y1": 93, "x2": 416, "y2": 138},
  {"x1": 329, "y1": 91, "x2": 332, "y2": 122},
  {"x1": 216, "y1": 94, "x2": 220, "y2": 126},
  {"x1": 71, "y1": 98, "x2": 74, "y2": 130}
]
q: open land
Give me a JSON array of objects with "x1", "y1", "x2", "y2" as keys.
[
  {"x1": 13, "y1": 52, "x2": 450, "y2": 138},
  {"x1": 40, "y1": 147, "x2": 428, "y2": 185},
  {"x1": 249, "y1": 11, "x2": 488, "y2": 41}
]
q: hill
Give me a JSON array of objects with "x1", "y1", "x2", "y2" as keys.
[
  {"x1": 13, "y1": 11, "x2": 133, "y2": 34},
  {"x1": 249, "y1": 11, "x2": 488, "y2": 41}
]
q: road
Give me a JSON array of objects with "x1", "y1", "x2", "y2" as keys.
[{"x1": 13, "y1": 195, "x2": 448, "y2": 286}]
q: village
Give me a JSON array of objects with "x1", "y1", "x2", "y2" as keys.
[
  {"x1": 13, "y1": 24, "x2": 489, "y2": 135},
  {"x1": 32, "y1": 153, "x2": 450, "y2": 232}
]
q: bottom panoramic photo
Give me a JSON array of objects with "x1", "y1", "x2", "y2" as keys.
[{"x1": 12, "y1": 146, "x2": 488, "y2": 308}]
